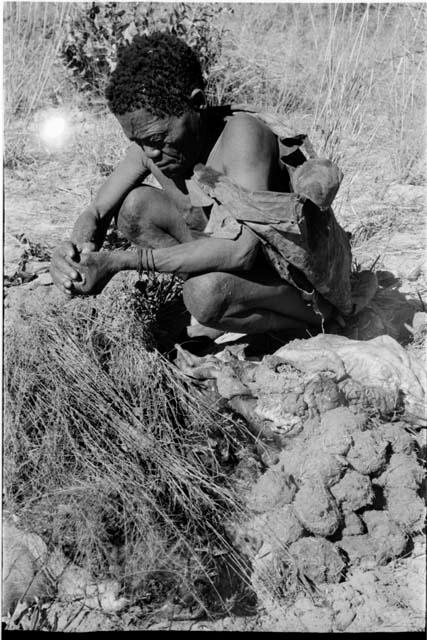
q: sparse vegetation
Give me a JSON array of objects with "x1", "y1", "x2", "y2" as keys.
[{"x1": 4, "y1": 278, "x2": 254, "y2": 615}]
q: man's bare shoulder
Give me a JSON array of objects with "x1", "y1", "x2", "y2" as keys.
[
  {"x1": 212, "y1": 113, "x2": 278, "y2": 190},
  {"x1": 223, "y1": 112, "x2": 275, "y2": 147},
  {"x1": 217, "y1": 113, "x2": 277, "y2": 170}
]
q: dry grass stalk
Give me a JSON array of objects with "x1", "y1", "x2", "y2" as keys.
[
  {"x1": 212, "y1": 3, "x2": 425, "y2": 185},
  {"x1": 4, "y1": 2, "x2": 70, "y2": 126},
  {"x1": 4, "y1": 282, "x2": 254, "y2": 613}
]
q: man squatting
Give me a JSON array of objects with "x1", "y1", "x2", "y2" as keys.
[{"x1": 50, "y1": 33, "x2": 344, "y2": 339}]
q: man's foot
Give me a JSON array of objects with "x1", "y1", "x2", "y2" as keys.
[{"x1": 187, "y1": 318, "x2": 225, "y2": 341}]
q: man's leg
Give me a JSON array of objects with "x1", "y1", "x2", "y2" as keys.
[
  {"x1": 117, "y1": 185, "x2": 205, "y2": 248},
  {"x1": 116, "y1": 185, "x2": 218, "y2": 343},
  {"x1": 183, "y1": 259, "x2": 327, "y2": 335},
  {"x1": 117, "y1": 188, "x2": 324, "y2": 336}
]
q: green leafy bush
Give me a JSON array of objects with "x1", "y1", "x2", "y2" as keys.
[{"x1": 61, "y1": 2, "x2": 231, "y2": 96}]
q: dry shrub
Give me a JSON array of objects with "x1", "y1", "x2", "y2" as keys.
[
  {"x1": 3, "y1": 278, "x2": 254, "y2": 613},
  {"x1": 61, "y1": 2, "x2": 229, "y2": 96}
]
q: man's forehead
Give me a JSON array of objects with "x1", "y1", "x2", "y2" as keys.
[{"x1": 118, "y1": 108, "x2": 170, "y2": 138}]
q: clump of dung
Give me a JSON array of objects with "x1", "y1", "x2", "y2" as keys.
[
  {"x1": 232, "y1": 394, "x2": 425, "y2": 600},
  {"x1": 246, "y1": 465, "x2": 297, "y2": 513},
  {"x1": 288, "y1": 537, "x2": 346, "y2": 584},
  {"x1": 234, "y1": 505, "x2": 304, "y2": 558},
  {"x1": 346, "y1": 430, "x2": 388, "y2": 475},
  {"x1": 362, "y1": 510, "x2": 408, "y2": 563},
  {"x1": 174, "y1": 332, "x2": 425, "y2": 607},
  {"x1": 293, "y1": 481, "x2": 341, "y2": 537},
  {"x1": 331, "y1": 470, "x2": 375, "y2": 512}
]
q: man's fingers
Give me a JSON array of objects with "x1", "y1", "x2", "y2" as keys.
[
  {"x1": 60, "y1": 241, "x2": 79, "y2": 260},
  {"x1": 51, "y1": 269, "x2": 71, "y2": 289},
  {"x1": 55, "y1": 256, "x2": 80, "y2": 280},
  {"x1": 52, "y1": 276, "x2": 73, "y2": 296},
  {"x1": 50, "y1": 241, "x2": 85, "y2": 295},
  {"x1": 63, "y1": 286, "x2": 74, "y2": 297},
  {"x1": 81, "y1": 242, "x2": 97, "y2": 254}
]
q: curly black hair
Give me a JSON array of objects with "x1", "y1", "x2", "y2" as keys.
[{"x1": 105, "y1": 32, "x2": 205, "y2": 117}]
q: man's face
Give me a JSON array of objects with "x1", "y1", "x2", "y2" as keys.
[{"x1": 117, "y1": 107, "x2": 201, "y2": 178}]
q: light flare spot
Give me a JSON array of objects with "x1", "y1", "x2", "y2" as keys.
[{"x1": 37, "y1": 110, "x2": 71, "y2": 149}]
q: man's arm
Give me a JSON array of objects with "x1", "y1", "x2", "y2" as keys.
[
  {"x1": 51, "y1": 143, "x2": 149, "y2": 295},
  {"x1": 72, "y1": 227, "x2": 259, "y2": 296},
  {"x1": 70, "y1": 116, "x2": 279, "y2": 294},
  {"x1": 71, "y1": 143, "x2": 150, "y2": 249}
]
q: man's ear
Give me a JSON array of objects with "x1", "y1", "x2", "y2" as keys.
[{"x1": 188, "y1": 88, "x2": 207, "y2": 111}]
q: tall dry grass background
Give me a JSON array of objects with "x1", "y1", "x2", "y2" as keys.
[
  {"x1": 4, "y1": 2, "x2": 69, "y2": 126},
  {"x1": 4, "y1": 3, "x2": 425, "y2": 181},
  {"x1": 3, "y1": 0, "x2": 426, "y2": 626}
]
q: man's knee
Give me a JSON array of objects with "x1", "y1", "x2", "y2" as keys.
[
  {"x1": 183, "y1": 273, "x2": 231, "y2": 327},
  {"x1": 117, "y1": 187, "x2": 163, "y2": 244}
]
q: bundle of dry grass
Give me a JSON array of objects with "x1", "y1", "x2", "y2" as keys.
[{"x1": 4, "y1": 277, "x2": 254, "y2": 614}]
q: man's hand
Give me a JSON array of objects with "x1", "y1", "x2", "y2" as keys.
[
  {"x1": 50, "y1": 241, "x2": 81, "y2": 296},
  {"x1": 50, "y1": 241, "x2": 96, "y2": 296},
  {"x1": 71, "y1": 250, "x2": 117, "y2": 296}
]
